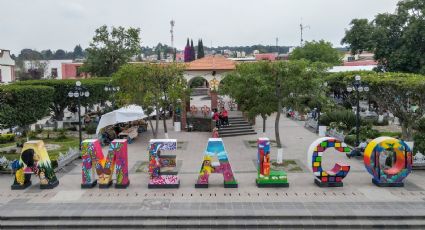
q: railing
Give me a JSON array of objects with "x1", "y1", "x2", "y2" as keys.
[{"x1": 55, "y1": 147, "x2": 80, "y2": 172}]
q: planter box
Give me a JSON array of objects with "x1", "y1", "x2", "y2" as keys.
[
  {"x1": 326, "y1": 128, "x2": 345, "y2": 141},
  {"x1": 413, "y1": 152, "x2": 425, "y2": 170}
]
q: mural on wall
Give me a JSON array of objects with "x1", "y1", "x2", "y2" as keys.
[
  {"x1": 81, "y1": 139, "x2": 129, "y2": 189},
  {"x1": 307, "y1": 137, "x2": 351, "y2": 187},
  {"x1": 256, "y1": 138, "x2": 288, "y2": 187},
  {"x1": 195, "y1": 138, "x2": 237, "y2": 188},
  {"x1": 11, "y1": 140, "x2": 59, "y2": 190},
  {"x1": 364, "y1": 137, "x2": 412, "y2": 187},
  {"x1": 148, "y1": 139, "x2": 180, "y2": 188}
]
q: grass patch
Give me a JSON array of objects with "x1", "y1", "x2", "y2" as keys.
[
  {"x1": 0, "y1": 142, "x2": 15, "y2": 148},
  {"x1": 245, "y1": 140, "x2": 278, "y2": 148},
  {"x1": 43, "y1": 137, "x2": 79, "y2": 160},
  {"x1": 270, "y1": 160, "x2": 303, "y2": 172}
]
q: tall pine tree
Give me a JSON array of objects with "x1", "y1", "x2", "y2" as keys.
[
  {"x1": 197, "y1": 39, "x2": 205, "y2": 59},
  {"x1": 190, "y1": 39, "x2": 196, "y2": 61},
  {"x1": 184, "y1": 38, "x2": 191, "y2": 62}
]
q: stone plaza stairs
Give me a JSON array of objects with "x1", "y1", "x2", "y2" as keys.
[
  {"x1": 3, "y1": 215, "x2": 425, "y2": 229},
  {"x1": 218, "y1": 116, "x2": 257, "y2": 137}
]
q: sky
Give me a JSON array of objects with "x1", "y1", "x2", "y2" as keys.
[{"x1": 0, "y1": 0, "x2": 400, "y2": 55}]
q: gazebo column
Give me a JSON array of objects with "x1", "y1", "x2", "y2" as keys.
[{"x1": 210, "y1": 89, "x2": 218, "y2": 110}]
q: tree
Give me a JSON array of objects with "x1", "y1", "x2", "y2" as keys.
[
  {"x1": 341, "y1": 19, "x2": 375, "y2": 55},
  {"x1": 73, "y1": 45, "x2": 84, "y2": 59},
  {"x1": 113, "y1": 63, "x2": 187, "y2": 138},
  {"x1": 341, "y1": 0, "x2": 425, "y2": 74},
  {"x1": 41, "y1": 49, "x2": 53, "y2": 60},
  {"x1": 197, "y1": 39, "x2": 205, "y2": 59},
  {"x1": 222, "y1": 60, "x2": 325, "y2": 162},
  {"x1": 82, "y1": 25, "x2": 141, "y2": 77},
  {"x1": 326, "y1": 71, "x2": 425, "y2": 140},
  {"x1": 184, "y1": 38, "x2": 191, "y2": 62},
  {"x1": 0, "y1": 85, "x2": 54, "y2": 131},
  {"x1": 190, "y1": 39, "x2": 196, "y2": 61},
  {"x1": 18, "y1": 49, "x2": 43, "y2": 60},
  {"x1": 290, "y1": 40, "x2": 343, "y2": 65},
  {"x1": 157, "y1": 48, "x2": 161, "y2": 60},
  {"x1": 15, "y1": 78, "x2": 110, "y2": 121},
  {"x1": 53, "y1": 49, "x2": 67, "y2": 59},
  {"x1": 221, "y1": 62, "x2": 276, "y2": 133}
]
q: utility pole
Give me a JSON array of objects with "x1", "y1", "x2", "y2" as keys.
[{"x1": 300, "y1": 19, "x2": 310, "y2": 46}]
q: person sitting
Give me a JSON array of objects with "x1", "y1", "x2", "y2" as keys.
[{"x1": 346, "y1": 139, "x2": 368, "y2": 158}]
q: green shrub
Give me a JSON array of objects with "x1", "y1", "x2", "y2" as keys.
[
  {"x1": 26, "y1": 131, "x2": 37, "y2": 139},
  {"x1": 344, "y1": 135, "x2": 356, "y2": 146},
  {"x1": 0, "y1": 134, "x2": 15, "y2": 144},
  {"x1": 85, "y1": 123, "x2": 97, "y2": 135},
  {"x1": 361, "y1": 117, "x2": 377, "y2": 126},
  {"x1": 379, "y1": 132, "x2": 401, "y2": 138},
  {"x1": 413, "y1": 133, "x2": 425, "y2": 154},
  {"x1": 56, "y1": 129, "x2": 67, "y2": 140},
  {"x1": 320, "y1": 109, "x2": 356, "y2": 131},
  {"x1": 414, "y1": 118, "x2": 425, "y2": 132}
]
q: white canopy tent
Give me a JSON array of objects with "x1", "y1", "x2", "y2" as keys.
[{"x1": 96, "y1": 105, "x2": 148, "y2": 135}]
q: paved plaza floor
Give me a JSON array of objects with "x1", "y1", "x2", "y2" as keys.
[{"x1": 1, "y1": 114, "x2": 425, "y2": 228}]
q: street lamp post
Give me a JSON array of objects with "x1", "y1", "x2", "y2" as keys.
[
  {"x1": 68, "y1": 81, "x2": 90, "y2": 150},
  {"x1": 104, "y1": 85, "x2": 120, "y2": 109},
  {"x1": 346, "y1": 75, "x2": 370, "y2": 147},
  {"x1": 316, "y1": 82, "x2": 328, "y2": 134}
]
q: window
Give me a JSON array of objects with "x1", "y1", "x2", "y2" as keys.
[
  {"x1": 347, "y1": 56, "x2": 355, "y2": 62},
  {"x1": 51, "y1": 68, "x2": 58, "y2": 78}
]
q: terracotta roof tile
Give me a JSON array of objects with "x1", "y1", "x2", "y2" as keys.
[{"x1": 186, "y1": 55, "x2": 235, "y2": 71}]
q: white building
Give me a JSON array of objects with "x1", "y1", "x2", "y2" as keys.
[
  {"x1": 0, "y1": 49, "x2": 16, "y2": 83},
  {"x1": 24, "y1": 59, "x2": 73, "y2": 79}
]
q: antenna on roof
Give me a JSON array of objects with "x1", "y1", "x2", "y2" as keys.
[{"x1": 170, "y1": 19, "x2": 175, "y2": 49}]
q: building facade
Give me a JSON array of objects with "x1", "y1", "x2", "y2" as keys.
[{"x1": 0, "y1": 49, "x2": 16, "y2": 83}]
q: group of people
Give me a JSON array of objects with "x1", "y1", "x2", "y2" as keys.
[{"x1": 212, "y1": 107, "x2": 229, "y2": 128}]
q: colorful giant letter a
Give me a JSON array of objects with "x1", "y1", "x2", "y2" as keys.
[
  {"x1": 148, "y1": 139, "x2": 180, "y2": 188},
  {"x1": 11, "y1": 140, "x2": 59, "y2": 190},
  {"x1": 195, "y1": 138, "x2": 237, "y2": 188},
  {"x1": 81, "y1": 139, "x2": 129, "y2": 189}
]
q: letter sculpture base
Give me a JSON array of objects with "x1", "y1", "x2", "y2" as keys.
[
  {"x1": 115, "y1": 182, "x2": 130, "y2": 189},
  {"x1": 11, "y1": 181, "x2": 32, "y2": 190},
  {"x1": 40, "y1": 180, "x2": 59, "y2": 189},
  {"x1": 372, "y1": 179, "x2": 404, "y2": 187},
  {"x1": 256, "y1": 171, "x2": 289, "y2": 188},
  {"x1": 314, "y1": 179, "x2": 343, "y2": 187},
  {"x1": 98, "y1": 180, "x2": 113, "y2": 189},
  {"x1": 195, "y1": 182, "x2": 238, "y2": 188},
  {"x1": 81, "y1": 180, "x2": 97, "y2": 189}
]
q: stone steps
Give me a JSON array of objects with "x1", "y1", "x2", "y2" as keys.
[
  {"x1": 2, "y1": 215, "x2": 425, "y2": 229},
  {"x1": 218, "y1": 117, "x2": 256, "y2": 137}
]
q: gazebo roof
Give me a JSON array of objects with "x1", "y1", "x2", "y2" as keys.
[{"x1": 186, "y1": 55, "x2": 236, "y2": 71}]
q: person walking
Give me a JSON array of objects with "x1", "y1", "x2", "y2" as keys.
[{"x1": 221, "y1": 107, "x2": 229, "y2": 126}]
